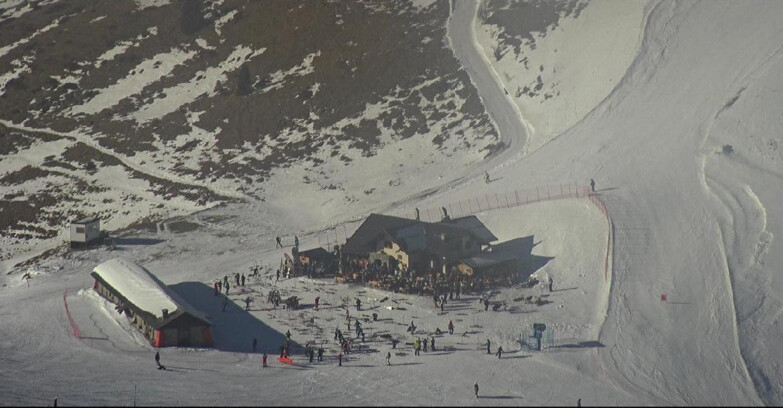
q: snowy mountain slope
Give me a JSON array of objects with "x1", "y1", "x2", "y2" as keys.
[
  {"x1": 473, "y1": 0, "x2": 783, "y2": 404},
  {"x1": 0, "y1": 0, "x2": 499, "y2": 264}
]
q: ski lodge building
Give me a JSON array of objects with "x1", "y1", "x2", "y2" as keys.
[
  {"x1": 341, "y1": 213, "x2": 530, "y2": 288},
  {"x1": 91, "y1": 258, "x2": 213, "y2": 348}
]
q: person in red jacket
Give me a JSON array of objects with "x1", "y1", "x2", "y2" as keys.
[{"x1": 338, "y1": 352, "x2": 343, "y2": 366}]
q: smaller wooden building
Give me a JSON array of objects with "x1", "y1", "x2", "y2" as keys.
[
  {"x1": 70, "y1": 216, "x2": 101, "y2": 247},
  {"x1": 91, "y1": 258, "x2": 213, "y2": 348}
]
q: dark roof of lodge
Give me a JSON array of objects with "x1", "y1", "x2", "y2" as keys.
[
  {"x1": 459, "y1": 250, "x2": 520, "y2": 269},
  {"x1": 444, "y1": 215, "x2": 498, "y2": 243},
  {"x1": 298, "y1": 247, "x2": 335, "y2": 261},
  {"x1": 341, "y1": 214, "x2": 417, "y2": 255},
  {"x1": 343, "y1": 213, "x2": 494, "y2": 257}
]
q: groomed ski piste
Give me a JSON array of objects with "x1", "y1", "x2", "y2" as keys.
[{"x1": 2, "y1": 0, "x2": 783, "y2": 405}]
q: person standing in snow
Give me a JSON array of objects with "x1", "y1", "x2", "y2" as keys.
[
  {"x1": 486, "y1": 339, "x2": 491, "y2": 354},
  {"x1": 423, "y1": 337, "x2": 428, "y2": 352},
  {"x1": 430, "y1": 337, "x2": 435, "y2": 351},
  {"x1": 548, "y1": 276, "x2": 553, "y2": 293},
  {"x1": 484, "y1": 298, "x2": 489, "y2": 311},
  {"x1": 315, "y1": 296, "x2": 320, "y2": 310},
  {"x1": 317, "y1": 347, "x2": 324, "y2": 362},
  {"x1": 262, "y1": 353, "x2": 268, "y2": 367},
  {"x1": 392, "y1": 339, "x2": 399, "y2": 349},
  {"x1": 474, "y1": 382, "x2": 479, "y2": 398},
  {"x1": 155, "y1": 351, "x2": 165, "y2": 370},
  {"x1": 213, "y1": 282, "x2": 219, "y2": 296},
  {"x1": 414, "y1": 339, "x2": 420, "y2": 356},
  {"x1": 590, "y1": 178, "x2": 596, "y2": 193},
  {"x1": 386, "y1": 352, "x2": 392, "y2": 365},
  {"x1": 356, "y1": 298, "x2": 361, "y2": 311},
  {"x1": 338, "y1": 352, "x2": 343, "y2": 366},
  {"x1": 276, "y1": 269, "x2": 281, "y2": 282},
  {"x1": 415, "y1": 208, "x2": 420, "y2": 221},
  {"x1": 225, "y1": 281, "x2": 230, "y2": 296},
  {"x1": 294, "y1": 235, "x2": 299, "y2": 248},
  {"x1": 276, "y1": 236, "x2": 282, "y2": 248},
  {"x1": 241, "y1": 273, "x2": 246, "y2": 287},
  {"x1": 235, "y1": 273, "x2": 240, "y2": 287},
  {"x1": 217, "y1": 280, "x2": 222, "y2": 293},
  {"x1": 496, "y1": 346, "x2": 503, "y2": 358},
  {"x1": 245, "y1": 297, "x2": 252, "y2": 311},
  {"x1": 286, "y1": 330, "x2": 291, "y2": 341},
  {"x1": 485, "y1": 171, "x2": 490, "y2": 184},
  {"x1": 448, "y1": 320, "x2": 454, "y2": 335}
]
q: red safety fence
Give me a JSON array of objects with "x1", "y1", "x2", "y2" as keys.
[
  {"x1": 413, "y1": 184, "x2": 590, "y2": 223},
  {"x1": 588, "y1": 195, "x2": 613, "y2": 283},
  {"x1": 63, "y1": 290, "x2": 80, "y2": 339}
]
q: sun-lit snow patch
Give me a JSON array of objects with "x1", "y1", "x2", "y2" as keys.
[
  {"x1": 195, "y1": 38, "x2": 215, "y2": 50},
  {"x1": 214, "y1": 9, "x2": 238, "y2": 39},
  {"x1": 94, "y1": 27, "x2": 158, "y2": 69},
  {"x1": 258, "y1": 51, "x2": 320, "y2": 93},
  {"x1": 410, "y1": 0, "x2": 437, "y2": 9},
  {"x1": 69, "y1": 47, "x2": 197, "y2": 116},
  {"x1": 137, "y1": 110, "x2": 222, "y2": 175},
  {"x1": 310, "y1": 82, "x2": 320, "y2": 97},
  {"x1": 0, "y1": 16, "x2": 62, "y2": 59},
  {"x1": 0, "y1": 0, "x2": 59, "y2": 23},
  {"x1": 476, "y1": 0, "x2": 647, "y2": 151},
  {"x1": 133, "y1": 0, "x2": 171, "y2": 10},
  {"x1": 130, "y1": 45, "x2": 265, "y2": 124},
  {"x1": 0, "y1": 55, "x2": 34, "y2": 96},
  {"x1": 89, "y1": 15, "x2": 106, "y2": 23}
]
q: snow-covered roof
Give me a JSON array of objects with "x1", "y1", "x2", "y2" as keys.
[{"x1": 91, "y1": 258, "x2": 209, "y2": 323}]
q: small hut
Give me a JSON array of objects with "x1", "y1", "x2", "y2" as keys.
[{"x1": 70, "y1": 216, "x2": 101, "y2": 247}]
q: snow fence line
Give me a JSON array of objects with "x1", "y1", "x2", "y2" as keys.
[
  {"x1": 63, "y1": 289, "x2": 81, "y2": 339},
  {"x1": 315, "y1": 183, "x2": 614, "y2": 283}
]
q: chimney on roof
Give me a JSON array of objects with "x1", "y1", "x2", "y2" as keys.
[{"x1": 162, "y1": 308, "x2": 169, "y2": 318}]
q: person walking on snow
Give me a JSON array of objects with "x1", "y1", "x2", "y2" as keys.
[
  {"x1": 486, "y1": 339, "x2": 491, "y2": 354},
  {"x1": 474, "y1": 382, "x2": 479, "y2": 398},
  {"x1": 496, "y1": 346, "x2": 503, "y2": 358},
  {"x1": 315, "y1": 296, "x2": 320, "y2": 310},
  {"x1": 590, "y1": 178, "x2": 596, "y2": 193},
  {"x1": 386, "y1": 352, "x2": 392, "y2": 365},
  {"x1": 155, "y1": 351, "x2": 166, "y2": 370},
  {"x1": 276, "y1": 236, "x2": 282, "y2": 248},
  {"x1": 262, "y1": 353, "x2": 268, "y2": 367},
  {"x1": 241, "y1": 273, "x2": 246, "y2": 287},
  {"x1": 294, "y1": 235, "x2": 299, "y2": 248},
  {"x1": 225, "y1": 281, "x2": 230, "y2": 296},
  {"x1": 448, "y1": 320, "x2": 454, "y2": 335},
  {"x1": 484, "y1": 171, "x2": 490, "y2": 184}
]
